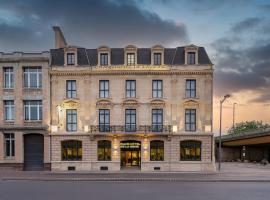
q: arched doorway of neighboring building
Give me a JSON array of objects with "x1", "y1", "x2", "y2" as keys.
[
  {"x1": 120, "y1": 140, "x2": 141, "y2": 168},
  {"x1": 24, "y1": 134, "x2": 44, "y2": 171}
]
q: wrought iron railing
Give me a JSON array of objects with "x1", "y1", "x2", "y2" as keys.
[{"x1": 90, "y1": 125, "x2": 172, "y2": 134}]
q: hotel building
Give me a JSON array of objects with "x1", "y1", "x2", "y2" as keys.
[{"x1": 0, "y1": 27, "x2": 215, "y2": 171}]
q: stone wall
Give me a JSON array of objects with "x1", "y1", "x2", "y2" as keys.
[{"x1": 50, "y1": 134, "x2": 215, "y2": 172}]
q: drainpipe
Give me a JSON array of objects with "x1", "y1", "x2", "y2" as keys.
[{"x1": 49, "y1": 56, "x2": 52, "y2": 170}]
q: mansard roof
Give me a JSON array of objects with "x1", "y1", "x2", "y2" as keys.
[{"x1": 50, "y1": 46, "x2": 212, "y2": 66}]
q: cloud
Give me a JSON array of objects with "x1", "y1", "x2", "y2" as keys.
[
  {"x1": 231, "y1": 17, "x2": 262, "y2": 33},
  {"x1": 258, "y1": 4, "x2": 270, "y2": 11},
  {"x1": 0, "y1": 0, "x2": 189, "y2": 52},
  {"x1": 212, "y1": 17, "x2": 270, "y2": 103}
]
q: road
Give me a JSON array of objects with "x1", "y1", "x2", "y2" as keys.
[{"x1": 0, "y1": 180, "x2": 269, "y2": 200}]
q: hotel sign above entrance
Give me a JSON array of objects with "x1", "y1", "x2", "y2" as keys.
[{"x1": 120, "y1": 142, "x2": 141, "y2": 149}]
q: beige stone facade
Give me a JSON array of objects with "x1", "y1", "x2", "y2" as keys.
[
  {"x1": 0, "y1": 52, "x2": 50, "y2": 170},
  {"x1": 49, "y1": 43, "x2": 215, "y2": 172}
]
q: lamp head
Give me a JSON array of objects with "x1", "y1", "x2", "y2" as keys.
[{"x1": 224, "y1": 94, "x2": 231, "y2": 99}]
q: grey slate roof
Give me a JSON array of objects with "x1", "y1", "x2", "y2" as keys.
[
  {"x1": 50, "y1": 46, "x2": 212, "y2": 66},
  {"x1": 111, "y1": 48, "x2": 124, "y2": 65}
]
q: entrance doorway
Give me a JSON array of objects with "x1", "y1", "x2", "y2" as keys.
[{"x1": 120, "y1": 141, "x2": 141, "y2": 168}]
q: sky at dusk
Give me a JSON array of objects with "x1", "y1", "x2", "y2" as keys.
[{"x1": 0, "y1": 0, "x2": 269, "y2": 133}]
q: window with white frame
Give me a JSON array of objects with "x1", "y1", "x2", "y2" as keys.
[
  {"x1": 152, "y1": 80, "x2": 163, "y2": 98},
  {"x1": 185, "y1": 109, "x2": 196, "y2": 131},
  {"x1": 127, "y1": 53, "x2": 135, "y2": 65},
  {"x1": 153, "y1": 53, "x2": 162, "y2": 65},
  {"x1": 24, "y1": 100, "x2": 42, "y2": 121},
  {"x1": 23, "y1": 67, "x2": 42, "y2": 88},
  {"x1": 3, "y1": 67, "x2": 14, "y2": 88},
  {"x1": 4, "y1": 133, "x2": 15, "y2": 157},
  {"x1": 66, "y1": 109, "x2": 77, "y2": 132},
  {"x1": 67, "y1": 53, "x2": 75, "y2": 65},
  {"x1": 152, "y1": 109, "x2": 163, "y2": 132},
  {"x1": 4, "y1": 100, "x2": 14, "y2": 121},
  {"x1": 186, "y1": 80, "x2": 196, "y2": 98},
  {"x1": 125, "y1": 109, "x2": 136, "y2": 132},
  {"x1": 126, "y1": 80, "x2": 136, "y2": 98},
  {"x1": 99, "y1": 109, "x2": 110, "y2": 132},
  {"x1": 187, "y1": 52, "x2": 196, "y2": 65},
  {"x1": 66, "y1": 80, "x2": 77, "y2": 98},
  {"x1": 99, "y1": 80, "x2": 109, "y2": 98},
  {"x1": 100, "y1": 53, "x2": 108, "y2": 66}
]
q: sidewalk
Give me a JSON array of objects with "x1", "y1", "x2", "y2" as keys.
[{"x1": 1, "y1": 162, "x2": 269, "y2": 182}]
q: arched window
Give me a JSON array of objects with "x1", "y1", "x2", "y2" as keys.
[
  {"x1": 180, "y1": 140, "x2": 201, "y2": 161},
  {"x1": 61, "y1": 140, "x2": 82, "y2": 161},
  {"x1": 150, "y1": 140, "x2": 164, "y2": 161},
  {"x1": 98, "y1": 140, "x2": 111, "y2": 161}
]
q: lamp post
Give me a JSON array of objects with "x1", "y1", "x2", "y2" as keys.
[
  {"x1": 218, "y1": 94, "x2": 231, "y2": 171},
  {"x1": 232, "y1": 103, "x2": 237, "y2": 131}
]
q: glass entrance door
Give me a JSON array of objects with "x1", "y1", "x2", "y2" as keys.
[
  {"x1": 121, "y1": 150, "x2": 141, "y2": 167},
  {"x1": 120, "y1": 141, "x2": 141, "y2": 167}
]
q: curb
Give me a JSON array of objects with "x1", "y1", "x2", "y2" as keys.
[{"x1": 2, "y1": 177, "x2": 270, "y2": 182}]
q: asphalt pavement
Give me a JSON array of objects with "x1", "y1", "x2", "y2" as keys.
[{"x1": 0, "y1": 180, "x2": 269, "y2": 200}]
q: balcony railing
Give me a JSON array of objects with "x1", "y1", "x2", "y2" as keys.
[{"x1": 90, "y1": 125, "x2": 172, "y2": 134}]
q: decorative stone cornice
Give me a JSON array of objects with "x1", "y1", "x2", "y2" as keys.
[
  {"x1": 62, "y1": 99, "x2": 80, "y2": 109},
  {"x1": 183, "y1": 99, "x2": 200, "y2": 107},
  {"x1": 96, "y1": 99, "x2": 113, "y2": 107},
  {"x1": 149, "y1": 99, "x2": 166, "y2": 107},
  {"x1": 49, "y1": 67, "x2": 213, "y2": 76},
  {"x1": 121, "y1": 99, "x2": 140, "y2": 107}
]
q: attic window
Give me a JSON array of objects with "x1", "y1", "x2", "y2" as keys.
[
  {"x1": 187, "y1": 52, "x2": 195, "y2": 65},
  {"x1": 67, "y1": 53, "x2": 75, "y2": 65},
  {"x1": 100, "y1": 53, "x2": 108, "y2": 66},
  {"x1": 154, "y1": 53, "x2": 161, "y2": 65},
  {"x1": 127, "y1": 53, "x2": 135, "y2": 65}
]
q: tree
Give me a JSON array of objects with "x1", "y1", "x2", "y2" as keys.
[{"x1": 228, "y1": 121, "x2": 270, "y2": 134}]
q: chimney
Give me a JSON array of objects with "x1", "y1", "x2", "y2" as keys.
[{"x1": 53, "y1": 26, "x2": 67, "y2": 48}]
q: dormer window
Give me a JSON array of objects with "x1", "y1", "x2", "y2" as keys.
[
  {"x1": 67, "y1": 53, "x2": 75, "y2": 65},
  {"x1": 98, "y1": 46, "x2": 110, "y2": 66},
  {"x1": 151, "y1": 45, "x2": 164, "y2": 65},
  {"x1": 153, "y1": 53, "x2": 161, "y2": 65},
  {"x1": 100, "y1": 53, "x2": 108, "y2": 66},
  {"x1": 185, "y1": 45, "x2": 199, "y2": 65},
  {"x1": 187, "y1": 52, "x2": 195, "y2": 65},
  {"x1": 125, "y1": 45, "x2": 137, "y2": 66},
  {"x1": 127, "y1": 53, "x2": 135, "y2": 65}
]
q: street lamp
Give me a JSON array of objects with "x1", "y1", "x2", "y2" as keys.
[{"x1": 218, "y1": 94, "x2": 231, "y2": 171}]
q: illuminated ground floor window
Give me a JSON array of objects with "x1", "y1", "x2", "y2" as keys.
[
  {"x1": 98, "y1": 140, "x2": 111, "y2": 161},
  {"x1": 150, "y1": 140, "x2": 164, "y2": 161},
  {"x1": 62, "y1": 140, "x2": 82, "y2": 161},
  {"x1": 180, "y1": 140, "x2": 201, "y2": 161}
]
